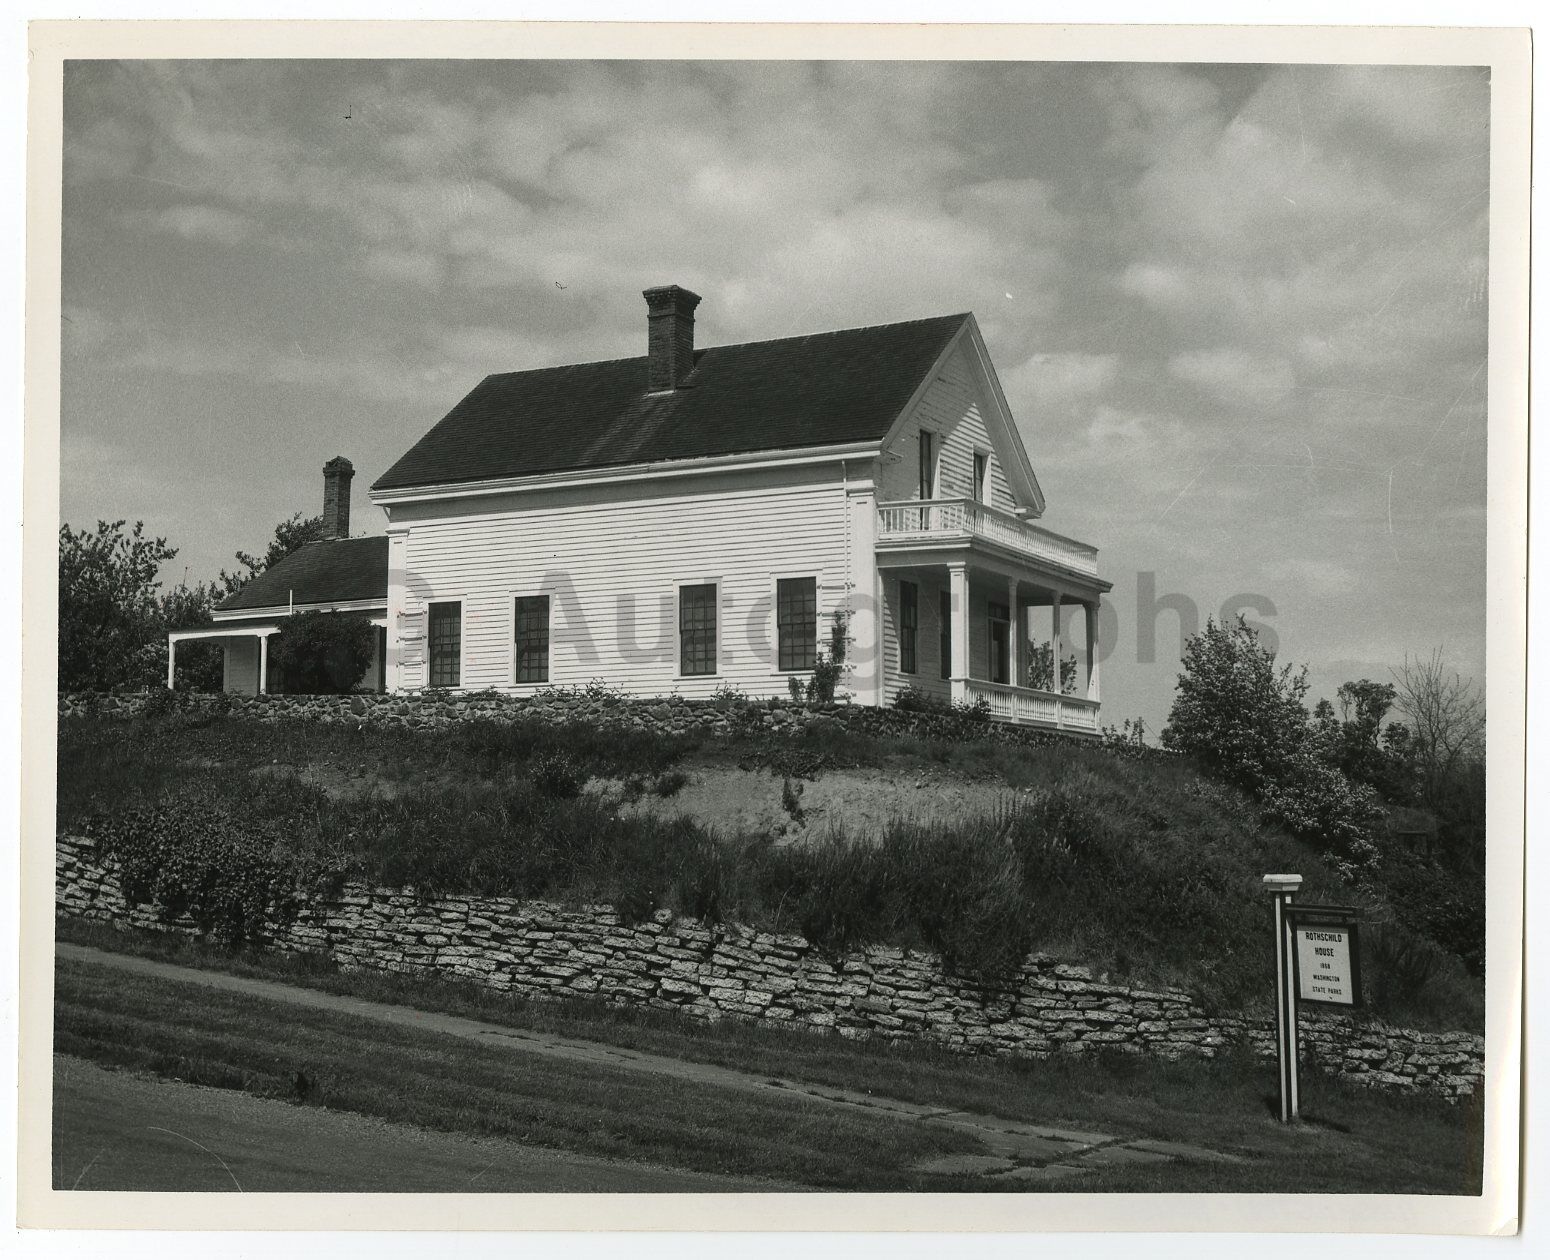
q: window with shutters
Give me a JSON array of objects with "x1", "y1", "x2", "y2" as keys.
[
  {"x1": 679, "y1": 583, "x2": 718, "y2": 677},
  {"x1": 899, "y1": 580, "x2": 918, "y2": 675},
  {"x1": 427, "y1": 601, "x2": 462, "y2": 688},
  {"x1": 514, "y1": 595, "x2": 550, "y2": 684},
  {"x1": 775, "y1": 577, "x2": 818, "y2": 672}
]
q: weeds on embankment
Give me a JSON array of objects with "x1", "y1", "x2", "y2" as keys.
[{"x1": 59, "y1": 711, "x2": 1483, "y2": 1029}]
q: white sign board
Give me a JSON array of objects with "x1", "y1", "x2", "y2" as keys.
[{"x1": 1292, "y1": 922, "x2": 1357, "y2": 1006}]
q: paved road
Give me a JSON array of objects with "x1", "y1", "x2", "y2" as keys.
[
  {"x1": 53, "y1": 1055, "x2": 783, "y2": 1193},
  {"x1": 55, "y1": 943, "x2": 1242, "y2": 1186}
]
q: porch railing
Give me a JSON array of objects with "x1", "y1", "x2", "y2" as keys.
[
  {"x1": 955, "y1": 678, "x2": 1100, "y2": 733},
  {"x1": 876, "y1": 498, "x2": 1100, "y2": 578}
]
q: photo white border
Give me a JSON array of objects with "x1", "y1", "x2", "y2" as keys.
[{"x1": 13, "y1": 16, "x2": 1530, "y2": 1239}]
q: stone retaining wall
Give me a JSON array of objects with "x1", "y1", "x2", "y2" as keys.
[
  {"x1": 58, "y1": 688, "x2": 1087, "y2": 748},
  {"x1": 54, "y1": 833, "x2": 1483, "y2": 1099}
]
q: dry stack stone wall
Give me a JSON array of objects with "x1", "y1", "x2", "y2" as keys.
[
  {"x1": 58, "y1": 689, "x2": 1082, "y2": 747},
  {"x1": 55, "y1": 834, "x2": 1483, "y2": 1099}
]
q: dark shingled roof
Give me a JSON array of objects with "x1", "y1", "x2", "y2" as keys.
[
  {"x1": 373, "y1": 313, "x2": 970, "y2": 491},
  {"x1": 215, "y1": 536, "x2": 389, "y2": 613}
]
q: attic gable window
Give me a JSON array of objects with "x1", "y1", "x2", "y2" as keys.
[
  {"x1": 973, "y1": 451, "x2": 989, "y2": 504},
  {"x1": 427, "y1": 601, "x2": 462, "y2": 688},
  {"x1": 514, "y1": 595, "x2": 550, "y2": 684},
  {"x1": 679, "y1": 583, "x2": 718, "y2": 677}
]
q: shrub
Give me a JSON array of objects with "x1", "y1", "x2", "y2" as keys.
[
  {"x1": 892, "y1": 685, "x2": 950, "y2": 715},
  {"x1": 780, "y1": 776, "x2": 804, "y2": 820},
  {"x1": 652, "y1": 769, "x2": 689, "y2": 798},
  {"x1": 1163, "y1": 616, "x2": 1383, "y2": 866},
  {"x1": 84, "y1": 781, "x2": 335, "y2": 944},
  {"x1": 268, "y1": 611, "x2": 377, "y2": 695},
  {"x1": 529, "y1": 750, "x2": 584, "y2": 799}
]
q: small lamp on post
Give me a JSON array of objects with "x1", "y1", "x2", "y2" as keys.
[{"x1": 1262, "y1": 873, "x2": 1303, "y2": 1123}]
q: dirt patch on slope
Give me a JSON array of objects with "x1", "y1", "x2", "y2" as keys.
[{"x1": 595, "y1": 765, "x2": 1028, "y2": 843}]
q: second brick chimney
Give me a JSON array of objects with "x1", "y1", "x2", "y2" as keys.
[
  {"x1": 322, "y1": 456, "x2": 354, "y2": 540},
  {"x1": 643, "y1": 285, "x2": 701, "y2": 391}
]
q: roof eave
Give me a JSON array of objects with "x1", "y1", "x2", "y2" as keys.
[{"x1": 368, "y1": 439, "x2": 885, "y2": 506}]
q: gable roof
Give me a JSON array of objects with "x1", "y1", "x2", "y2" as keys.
[
  {"x1": 372, "y1": 313, "x2": 970, "y2": 492},
  {"x1": 215, "y1": 536, "x2": 389, "y2": 613}
]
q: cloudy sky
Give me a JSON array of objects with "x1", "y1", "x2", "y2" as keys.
[{"x1": 60, "y1": 59, "x2": 1490, "y2": 729}]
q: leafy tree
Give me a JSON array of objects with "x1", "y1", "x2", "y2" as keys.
[
  {"x1": 217, "y1": 512, "x2": 325, "y2": 601},
  {"x1": 159, "y1": 576, "x2": 224, "y2": 692},
  {"x1": 1026, "y1": 642, "x2": 1079, "y2": 694},
  {"x1": 1314, "y1": 679, "x2": 1419, "y2": 803},
  {"x1": 1161, "y1": 616, "x2": 1312, "y2": 786},
  {"x1": 58, "y1": 520, "x2": 177, "y2": 692},
  {"x1": 267, "y1": 611, "x2": 376, "y2": 695},
  {"x1": 1162, "y1": 616, "x2": 1383, "y2": 868}
]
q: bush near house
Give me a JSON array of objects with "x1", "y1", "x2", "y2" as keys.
[{"x1": 267, "y1": 611, "x2": 377, "y2": 695}]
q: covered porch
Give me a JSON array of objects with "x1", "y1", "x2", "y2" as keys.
[
  {"x1": 166, "y1": 623, "x2": 281, "y2": 695},
  {"x1": 167, "y1": 615, "x2": 388, "y2": 694},
  {"x1": 876, "y1": 552, "x2": 1109, "y2": 736}
]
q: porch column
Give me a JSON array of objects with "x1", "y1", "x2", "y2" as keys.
[
  {"x1": 1006, "y1": 576, "x2": 1020, "y2": 695},
  {"x1": 1050, "y1": 590, "x2": 1063, "y2": 696},
  {"x1": 166, "y1": 637, "x2": 176, "y2": 689},
  {"x1": 1085, "y1": 599, "x2": 1100, "y2": 702},
  {"x1": 258, "y1": 633, "x2": 270, "y2": 695},
  {"x1": 947, "y1": 561, "x2": 969, "y2": 703}
]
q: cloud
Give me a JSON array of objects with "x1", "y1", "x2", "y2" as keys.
[
  {"x1": 361, "y1": 248, "x2": 445, "y2": 287},
  {"x1": 1005, "y1": 352, "x2": 1119, "y2": 411},
  {"x1": 153, "y1": 203, "x2": 257, "y2": 245},
  {"x1": 1264, "y1": 557, "x2": 1360, "y2": 599},
  {"x1": 1168, "y1": 347, "x2": 1296, "y2": 407}
]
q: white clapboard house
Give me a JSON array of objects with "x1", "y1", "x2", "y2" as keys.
[{"x1": 172, "y1": 286, "x2": 1111, "y2": 733}]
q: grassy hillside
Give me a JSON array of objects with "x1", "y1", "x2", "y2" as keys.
[{"x1": 57, "y1": 706, "x2": 1482, "y2": 1030}]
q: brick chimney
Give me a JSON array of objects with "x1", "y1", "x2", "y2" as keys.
[
  {"x1": 322, "y1": 456, "x2": 354, "y2": 540},
  {"x1": 643, "y1": 285, "x2": 701, "y2": 391}
]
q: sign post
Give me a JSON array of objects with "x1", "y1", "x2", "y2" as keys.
[
  {"x1": 1286, "y1": 905, "x2": 1364, "y2": 1010},
  {"x1": 1262, "y1": 876, "x2": 1365, "y2": 1124},
  {"x1": 1261, "y1": 873, "x2": 1303, "y2": 1123}
]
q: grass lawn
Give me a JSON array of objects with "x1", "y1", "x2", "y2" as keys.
[
  {"x1": 54, "y1": 1055, "x2": 777, "y2": 1193},
  {"x1": 56, "y1": 919, "x2": 1484, "y2": 1194},
  {"x1": 55, "y1": 953, "x2": 979, "y2": 1192}
]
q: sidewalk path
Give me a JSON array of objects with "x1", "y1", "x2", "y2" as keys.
[{"x1": 57, "y1": 943, "x2": 1243, "y2": 1184}]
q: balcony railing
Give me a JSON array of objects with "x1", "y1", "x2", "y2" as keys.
[
  {"x1": 956, "y1": 678, "x2": 1100, "y2": 733},
  {"x1": 876, "y1": 498, "x2": 1099, "y2": 578}
]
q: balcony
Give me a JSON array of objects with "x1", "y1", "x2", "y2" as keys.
[
  {"x1": 875, "y1": 498, "x2": 1100, "y2": 580},
  {"x1": 956, "y1": 679, "x2": 1101, "y2": 734}
]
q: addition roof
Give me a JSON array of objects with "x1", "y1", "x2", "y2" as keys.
[
  {"x1": 372, "y1": 312, "x2": 970, "y2": 492},
  {"x1": 214, "y1": 535, "x2": 390, "y2": 613}
]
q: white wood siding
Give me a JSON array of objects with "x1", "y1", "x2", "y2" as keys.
[
  {"x1": 222, "y1": 638, "x2": 259, "y2": 695},
  {"x1": 387, "y1": 464, "x2": 859, "y2": 699},
  {"x1": 880, "y1": 343, "x2": 1017, "y2": 511}
]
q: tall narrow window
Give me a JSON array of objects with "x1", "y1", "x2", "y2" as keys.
[
  {"x1": 939, "y1": 589, "x2": 952, "y2": 680},
  {"x1": 776, "y1": 577, "x2": 818, "y2": 672},
  {"x1": 899, "y1": 580, "x2": 919, "y2": 675},
  {"x1": 427, "y1": 601, "x2": 461, "y2": 688},
  {"x1": 514, "y1": 595, "x2": 550, "y2": 683},
  {"x1": 973, "y1": 451, "x2": 989, "y2": 503},
  {"x1": 918, "y1": 431, "x2": 935, "y2": 500},
  {"x1": 679, "y1": 583, "x2": 718, "y2": 676},
  {"x1": 988, "y1": 601, "x2": 1011, "y2": 685}
]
